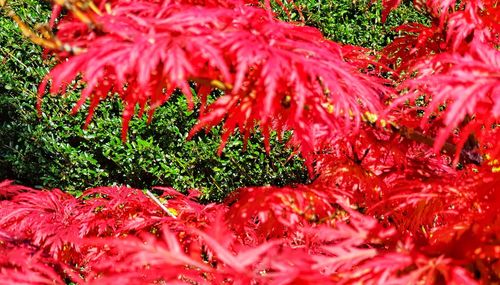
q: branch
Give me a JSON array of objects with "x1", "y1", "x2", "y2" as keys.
[
  {"x1": 362, "y1": 112, "x2": 483, "y2": 166},
  {"x1": 145, "y1": 190, "x2": 177, "y2": 219},
  {"x1": 1, "y1": 3, "x2": 85, "y2": 54}
]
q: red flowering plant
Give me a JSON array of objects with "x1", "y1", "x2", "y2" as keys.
[{"x1": 0, "y1": 0, "x2": 499, "y2": 284}]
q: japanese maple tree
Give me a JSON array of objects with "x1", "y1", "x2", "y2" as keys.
[{"x1": 0, "y1": 0, "x2": 499, "y2": 284}]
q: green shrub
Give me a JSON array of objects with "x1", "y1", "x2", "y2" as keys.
[
  {"x1": 0, "y1": 0, "x2": 308, "y2": 201},
  {"x1": 279, "y1": 0, "x2": 428, "y2": 49}
]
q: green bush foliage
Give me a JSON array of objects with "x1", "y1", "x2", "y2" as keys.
[
  {"x1": 0, "y1": 0, "x2": 425, "y2": 200},
  {"x1": 0, "y1": 0, "x2": 308, "y2": 200},
  {"x1": 280, "y1": 0, "x2": 428, "y2": 49}
]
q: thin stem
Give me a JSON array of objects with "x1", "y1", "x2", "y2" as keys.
[{"x1": 145, "y1": 190, "x2": 177, "y2": 219}]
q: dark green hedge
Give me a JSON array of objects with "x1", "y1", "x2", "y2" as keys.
[
  {"x1": 0, "y1": 0, "x2": 308, "y2": 201},
  {"x1": 0, "y1": 0, "x2": 426, "y2": 201},
  {"x1": 279, "y1": 0, "x2": 428, "y2": 49}
]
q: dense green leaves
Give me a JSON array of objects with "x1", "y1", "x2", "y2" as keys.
[
  {"x1": 0, "y1": 91, "x2": 307, "y2": 200},
  {"x1": 0, "y1": 0, "x2": 306, "y2": 200},
  {"x1": 278, "y1": 0, "x2": 428, "y2": 49}
]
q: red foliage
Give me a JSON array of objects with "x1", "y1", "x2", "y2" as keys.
[
  {"x1": 38, "y1": 0, "x2": 388, "y2": 168},
  {"x1": 2, "y1": 0, "x2": 500, "y2": 284}
]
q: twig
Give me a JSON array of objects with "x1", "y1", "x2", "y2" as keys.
[
  {"x1": 1, "y1": 1, "x2": 86, "y2": 54},
  {"x1": 145, "y1": 190, "x2": 177, "y2": 219},
  {"x1": 362, "y1": 112, "x2": 483, "y2": 165}
]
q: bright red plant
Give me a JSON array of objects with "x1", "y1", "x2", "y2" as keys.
[{"x1": 1, "y1": 0, "x2": 499, "y2": 284}]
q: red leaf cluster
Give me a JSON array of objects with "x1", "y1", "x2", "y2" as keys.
[
  {"x1": 2, "y1": 0, "x2": 500, "y2": 284},
  {"x1": 382, "y1": 0, "x2": 500, "y2": 160},
  {"x1": 39, "y1": 0, "x2": 388, "y2": 168},
  {"x1": 2, "y1": 163, "x2": 497, "y2": 284}
]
